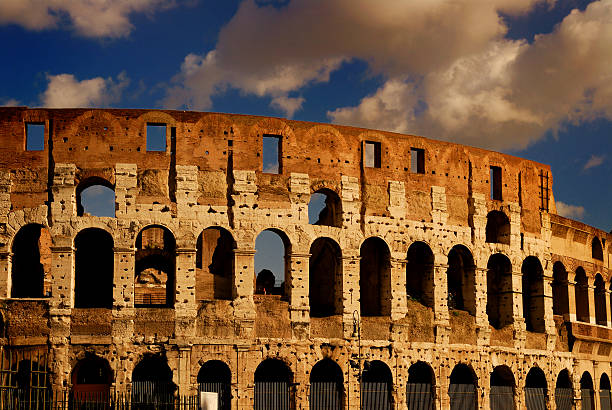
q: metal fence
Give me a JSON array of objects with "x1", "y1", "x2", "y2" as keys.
[
  {"x1": 361, "y1": 381, "x2": 391, "y2": 410},
  {"x1": 489, "y1": 386, "x2": 514, "y2": 410},
  {"x1": 405, "y1": 383, "x2": 433, "y2": 410},
  {"x1": 198, "y1": 382, "x2": 229, "y2": 410},
  {"x1": 601, "y1": 389, "x2": 612, "y2": 410},
  {"x1": 555, "y1": 387, "x2": 573, "y2": 410},
  {"x1": 524, "y1": 387, "x2": 546, "y2": 410},
  {"x1": 582, "y1": 388, "x2": 595, "y2": 410},
  {"x1": 309, "y1": 382, "x2": 342, "y2": 410},
  {"x1": 448, "y1": 384, "x2": 476, "y2": 410},
  {"x1": 254, "y1": 381, "x2": 290, "y2": 410}
]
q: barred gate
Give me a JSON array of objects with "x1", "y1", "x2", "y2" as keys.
[
  {"x1": 198, "y1": 382, "x2": 230, "y2": 410},
  {"x1": 601, "y1": 389, "x2": 612, "y2": 410},
  {"x1": 581, "y1": 388, "x2": 595, "y2": 410},
  {"x1": 131, "y1": 381, "x2": 175, "y2": 409},
  {"x1": 555, "y1": 387, "x2": 573, "y2": 410},
  {"x1": 309, "y1": 382, "x2": 342, "y2": 410},
  {"x1": 448, "y1": 384, "x2": 476, "y2": 410},
  {"x1": 406, "y1": 382, "x2": 433, "y2": 410},
  {"x1": 524, "y1": 387, "x2": 546, "y2": 410},
  {"x1": 490, "y1": 386, "x2": 514, "y2": 410},
  {"x1": 0, "y1": 347, "x2": 51, "y2": 410},
  {"x1": 254, "y1": 381, "x2": 289, "y2": 410},
  {"x1": 361, "y1": 381, "x2": 391, "y2": 410}
]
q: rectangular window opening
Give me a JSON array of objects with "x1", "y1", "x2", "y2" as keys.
[
  {"x1": 26, "y1": 123, "x2": 45, "y2": 151},
  {"x1": 146, "y1": 123, "x2": 167, "y2": 152},
  {"x1": 539, "y1": 170, "x2": 550, "y2": 211},
  {"x1": 262, "y1": 134, "x2": 281, "y2": 174},
  {"x1": 364, "y1": 141, "x2": 381, "y2": 168},
  {"x1": 410, "y1": 148, "x2": 425, "y2": 174},
  {"x1": 490, "y1": 166, "x2": 502, "y2": 200}
]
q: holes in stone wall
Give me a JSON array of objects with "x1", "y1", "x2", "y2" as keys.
[
  {"x1": 11, "y1": 224, "x2": 52, "y2": 298},
  {"x1": 135, "y1": 226, "x2": 176, "y2": 307},
  {"x1": 74, "y1": 228, "x2": 114, "y2": 308},
  {"x1": 195, "y1": 227, "x2": 236, "y2": 301}
]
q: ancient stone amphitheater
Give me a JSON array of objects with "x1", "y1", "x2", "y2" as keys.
[{"x1": 0, "y1": 107, "x2": 609, "y2": 409}]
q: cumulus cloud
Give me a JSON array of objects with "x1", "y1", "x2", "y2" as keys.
[
  {"x1": 584, "y1": 154, "x2": 605, "y2": 170},
  {"x1": 167, "y1": 0, "x2": 612, "y2": 150},
  {"x1": 556, "y1": 201, "x2": 586, "y2": 219},
  {"x1": 1, "y1": 99, "x2": 20, "y2": 107},
  {"x1": 0, "y1": 0, "x2": 178, "y2": 38},
  {"x1": 41, "y1": 72, "x2": 129, "y2": 108}
]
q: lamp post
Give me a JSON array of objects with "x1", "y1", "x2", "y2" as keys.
[{"x1": 350, "y1": 310, "x2": 371, "y2": 409}]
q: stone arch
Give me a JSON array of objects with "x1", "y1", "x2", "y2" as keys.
[
  {"x1": 486, "y1": 211, "x2": 510, "y2": 244},
  {"x1": 487, "y1": 253, "x2": 513, "y2": 329},
  {"x1": 10, "y1": 223, "x2": 51, "y2": 298},
  {"x1": 600, "y1": 373, "x2": 611, "y2": 410},
  {"x1": 254, "y1": 358, "x2": 294, "y2": 410},
  {"x1": 449, "y1": 363, "x2": 478, "y2": 409},
  {"x1": 593, "y1": 236, "x2": 604, "y2": 261},
  {"x1": 525, "y1": 367, "x2": 547, "y2": 409},
  {"x1": 71, "y1": 355, "x2": 113, "y2": 402},
  {"x1": 555, "y1": 369, "x2": 573, "y2": 410},
  {"x1": 575, "y1": 267, "x2": 590, "y2": 322},
  {"x1": 595, "y1": 274, "x2": 607, "y2": 326},
  {"x1": 132, "y1": 354, "x2": 176, "y2": 405},
  {"x1": 74, "y1": 228, "x2": 114, "y2": 308},
  {"x1": 309, "y1": 358, "x2": 343, "y2": 410},
  {"x1": 580, "y1": 371, "x2": 595, "y2": 410},
  {"x1": 490, "y1": 365, "x2": 516, "y2": 409},
  {"x1": 406, "y1": 361, "x2": 435, "y2": 408},
  {"x1": 552, "y1": 261, "x2": 569, "y2": 316},
  {"x1": 360, "y1": 237, "x2": 391, "y2": 316},
  {"x1": 196, "y1": 226, "x2": 236, "y2": 301},
  {"x1": 361, "y1": 360, "x2": 393, "y2": 409},
  {"x1": 197, "y1": 360, "x2": 231, "y2": 410},
  {"x1": 447, "y1": 244, "x2": 476, "y2": 315},
  {"x1": 406, "y1": 241, "x2": 435, "y2": 308},
  {"x1": 135, "y1": 225, "x2": 176, "y2": 307},
  {"x1": 308, "y1": 188, "x2": 342, "y2": 227},
  {"x1": 76, "y1": 176, "x2": 115, "y2": 217},
  {"x1": 309, "y1": 237, "x2": 342, "y2": 317},
  {"x1": 522, "y1": 256, "x2": 545, "y2": 332},
  {"x1": 255, "y1": 228, "x2": 291, "y2": 297}
]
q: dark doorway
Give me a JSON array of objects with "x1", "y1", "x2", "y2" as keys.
[
  {"x1": 447, "y1": 245, "x2": 476, "y2": 314},
  {"x1": 487, "y1": 254, "x2": 513, "y2": 329},
  {"x1": 580, "y1": 372, "x2": 595, "y2": 410},
  {"x1": 361, "y1": 360, "x2": 392, "y2": 410},
  {"x1": 552, "y1": 262, "x2": 569, "y2": 317},
  {"x1": 555, "y1": 370, "x2": 573, "y2": 410},
  {"x1": 490, "y1": 366, "x2": 515, "y2": 410},
  {"x1": 310, "y1": 359, "x2": 343, "y2": 410},
  {"x1": 525, "y1": 367, "x2": 547, "y2": 410},
  {"x1": 198, "y1": 360, "x2": 231, "y2": 410},
  {"x1": 75, "y1": 228, "x2": 114, "y2": 308},
  {"x1": 309, "y1": 238, "x2": 342, "y2": 317},
  {"x1": 135, "y1": 226, "x2": 176, "y2": 307},
  {"x1": 406, "y1": 361, "x2": 435, "y2": 409},
  {"x1": 196, "y1": 227, "x2": 235, "y2": 300},
  {"x1": 11, "y1": 224, "x2": 51, "y2": 298},
  {"x1": 254, "y1": 359, "x2": 293, "y2": 410},
  {"x1": 522, "y1": 256, "x2": 545, "y2": 332},
  {"x1": 406, "y1": 242, "x2": 434, "y2": 307},
  {"x1": 360, "y1": 238, "x2": 391, "y2": 316},
  {"x1": 449, "y1": 364, "x2": 477, "y2": 410},
  {"x1": 72, "y1": 356, "x2": 112, "y2": 403},
  {"x1": 131, "y1": 355, "x2": 175, "y2": 408}
]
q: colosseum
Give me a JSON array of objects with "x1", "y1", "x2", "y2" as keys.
[{"x1": 0, "y1": 106, "x2": 609, "y2": 409}]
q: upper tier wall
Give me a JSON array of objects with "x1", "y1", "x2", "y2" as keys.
[{"x1": 1, "y1": 107, "x2": 554, "y2": 233}]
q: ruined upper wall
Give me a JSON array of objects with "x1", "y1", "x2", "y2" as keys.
[{"x1": 0, "y1": 107, "x2": 555, "y2": 231}]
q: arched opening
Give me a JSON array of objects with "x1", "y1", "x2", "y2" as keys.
[
  {"x1": 486, "y1": 211, "x2": 510, "y2": 244},
  {"x1": 360, "y1": 237, "x2": 391, "y2": 317},
  {"x1": 135, "y1": 226, "x2": 176, "y2": 307},
  {"x1": 552, "y1": 262, "x2": 569, "y2": 317},
  {"x1": 132, "y1": 355, "x2": 175, "y2": 406},
  {"x1": 196, "y1": 227, "x2": 235, "y2": 301},
  {"x1": 592, "y1": 237, "x2": 604, "y2": 261},
  {"x1": 555, "y1": 370, "x2": 573, "y2": 410},
  {"x1": 76, "y1": 177, "x2": 115, "y2": 217},
  {"x1": 575, "y1": 267, "x2": 590, "y2": 323},
  {"x1": 406, "y1": 241, "x2": 434, "y2": 308},
  {"x1": 71, "y1": 356, "x2": 112, "y2": 403},
  {"x1": 600, "y1": 373, "x2": 611, "y2": 410},
  {"x1": 10, "y1": 224, "x2": 51, "y2": 298},
  {"x1": 487, "y1": 254, "x2": 513, "y2": 329},
  {"x1": 74, "y1": 228, "x2": 114, "y2": 308},
  {"x1": 361, "y1": 360, "x2": 393, "y2": 410},
  {"x1": 309, "y1": 359, "x2": 343, "y2": 409},
  {"x1": 255, "y1": 230, "x2": 290, "y2": 297},
  {"x1": 449, "y1": 363, "x2": 477, "y2": 409},
  {"x1": 525, "y1": 367, "x2": 547, "y2": 409},
  {"x1": 522, "y1": 256, "x2": 545, "y2": 332},
  {"x1": 309, "y1": 238, "x2": 342, "y2": 317},
  {"x1": 308, "y1": 189, "x2": 341, "y2": 227},
  {"x1": 490, "y1": 365, "x2": 515, "y2": 409},
  {"x1": 595, "y1": 274, "x2": 607, "y2": 326},
  {"x1": 580, "y1": 372, "x2": 595, "y2": 410},
  {"x1": 406, "y1": 361, "x2": 435, "y2": 409},
  {"x1": 197, "y1": 360, "x2": 231, "y2": 410},
  {"x1": 254, "y1": 359, "x2": 293, "y2": 410},
  {"x1": 447, "y1": 245, "x2": 476, "y2": 315},
  {"x1": 11, "y1": 359, "x2": 51, "y2": 407}
]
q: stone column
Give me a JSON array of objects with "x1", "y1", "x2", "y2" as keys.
[
  {"x1": 342, "y1": 253, "x2": 360, "y2": 338},
  {"x1": 0, "y1": 251, "x2": 11, "y2": 298},
  {"x1": 434, "y1": 262, "x2": 450, "y2": 344},
  {"x1": 390, "y1": 256, "x2": 407, "y2": 320},
  {"x1": 175, "y1": 247, "x2": 197, "y2": 339},
  {"x1": 475, "y1": 267, "x2": 491, "y2": 345},
  {"x1": 543, "y1": 274, "x2": 557, "y2": 349},
  {"x1": 50, "y1": 164, "x2": 76, "y2": 222},
  {"x1": 287, "y1": 252, "x2": 310, "y2": 339},
  {"x1": 568, "y1": 279, "x2": 577, "y2": 322},
  {"x1": 115, "y1": 164, "x2": 138, "y2": 218},
  {"x1": 113, "y1": 247, "x2": 135, "y2": 309},
  {"x1": 511, "y1": 270, "x2": 526, "y2": 348},
  {"x1": 233, "y1": 248, "x2": 256, "y2": 337},
  {"x1": 588, "y1": 279, "x2": 597, "y2": 325},
  {"x1": 176, "y1": 346, "x2": 192, "y2": 396}
]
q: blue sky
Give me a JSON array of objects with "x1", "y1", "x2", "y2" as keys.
[{"x1": 1, "y1": 0, "x2": 611, "y2": 234}]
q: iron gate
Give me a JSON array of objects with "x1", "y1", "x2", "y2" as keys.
[
  {"x1": 406, "y1": 382, "x2": 433, "y2": 409},
  {"x1": 309, "y1": 381, "x2": 342, "y2": 410},
  {"x1": 254, "y1": 381, "x2": 289, "y2": 410},
  {"x1": 449, "y1": 384, "x2": 476, "y2": 410},
  {"x1": 524, "y1": 387, "x2": 546, "y2": 410},
  {"x1": 361, "y1": 381, "x2": 392, "y2": 410},
  {"x1": 601, "y1": 389, "x2": 612, "y2": 410},
  {"x1": 581, "y1": 388, "x2": 594, "y2": 410},
  {"x1": 555, "y1": 387, "x2": 573, "y2": 410},
  {"x1": 0, "y1": 347, "x2": 51, "y2": 410},
  {"x1": 198, "y1": 382, "x2": 230, "y2": 410}
]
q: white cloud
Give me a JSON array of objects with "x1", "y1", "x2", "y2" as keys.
[
  {"x1": 556, "y1": 201, "x2": 586, "y2": 219},
  {"x1": 41, "y1": 72, "x2": 129, "y2": 108},
  {"x1": 0, "y1": 0, "x2": 178, "y2": 38},
  {"x1": 1, "y1": 99, "x2": 20, "y2": 107},
  {"x1": 584, "y1": 154, "x2": 605, "y2": 170}
]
